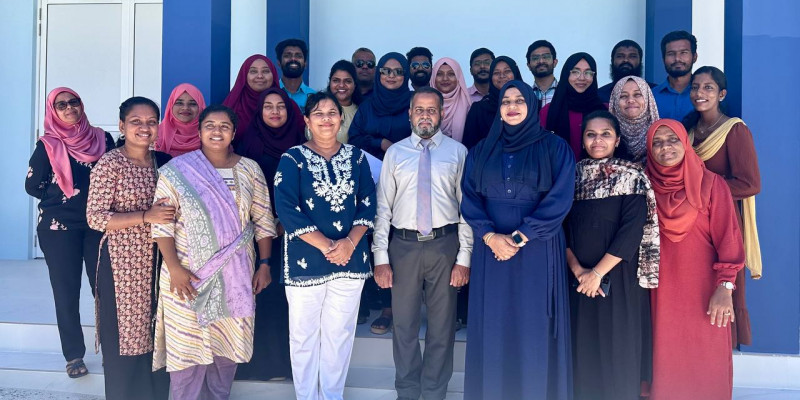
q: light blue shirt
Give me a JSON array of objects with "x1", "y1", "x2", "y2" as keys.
[
  {"x1": 652, "y1": 78, "x2": 694, "y2": 121},
  {"x1": 280, "y1": 80, "x2": 316, "y2": 109}
]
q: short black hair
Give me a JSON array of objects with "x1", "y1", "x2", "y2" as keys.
[
  {"x1": 410, "y1": 86, "x2": 444, "y2": 109},
  {"x1": 275, "y1": 38, "x2": 308, "y2": 60},
  {"x1": 304, "y1": 92, "x2": 343, "y2": 117},
  {"x1": 611, "y1": 39, "x2": 643, "y2": 61},
  {"x1": 406, "y1": 47, "x2": 433, "y2": 62},
  {"x1": 582, "y1": 110, "x2": 620, "y2": 137},
  {"x1": 119, "y1": 96, "x2": 160, "y2": 121},
  {"x1": 469, "y1": 48, "x2": 495, "y2": 66},
  {"x1": 526, "y1": 40, "x2": 556, "y2": 62},
  {"x1": 198, "y1": 104, "x2": 238, "y2": 133},
  {"x1": 327, "y1": 60, "x2": 363, "y2": 106},
  {"x1": 660, "y1": 30, "x2": 697, "y2": 58}
]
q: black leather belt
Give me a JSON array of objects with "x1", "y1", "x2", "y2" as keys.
[{"x1": 391, "y1": 224, "x2": 457, "y2": 242}]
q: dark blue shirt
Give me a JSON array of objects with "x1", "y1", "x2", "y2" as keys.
[
  {"x1": 347, "y1": 98, "x2": 411, "y2": 160},
  {"x1": 652, "y1": 78, "x2": 694, "y2": 121}
]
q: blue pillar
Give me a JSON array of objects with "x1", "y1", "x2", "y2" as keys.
[
  {"x1": 161, "y1": 0, "x2": 231, "y2": 107},
  {"x1": 644, "y1": 0, "x2": 692, "y2": 84},
  {"x1": 266, "y1": 0, "x2": 310, "y2": 82},
  {"x1": 729, "y1": 0, "x2": 800, "y2": 355},
  {"x1": 0, "y1": 1, "x2": 36, "y2": 259}
]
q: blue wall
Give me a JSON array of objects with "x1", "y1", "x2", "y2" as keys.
[
  {"x1": 161, "y1": 0, "x2": 231, "y2": 107},
  {"x1": 733, "y1": 0, "x2": 800, "y2": 355},
  {"x1": 0, "y1": 2, "x2": 36, "y2": 260}
]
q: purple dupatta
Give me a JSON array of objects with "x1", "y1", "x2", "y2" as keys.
[{"x1": 161, "y1": 150, "x2": 255, "y2": 326}]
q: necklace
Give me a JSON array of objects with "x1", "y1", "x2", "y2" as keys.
[{"x1": 697, "y1": 113, "x2": 724, "y2": 137}]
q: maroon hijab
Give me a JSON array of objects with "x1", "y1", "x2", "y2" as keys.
[
  {"x1": 223, "y1": 54, "x2": 279, "y2": 140},
  {"x1": 236, "y1": 88, "x2": 306, "y2": 160}
]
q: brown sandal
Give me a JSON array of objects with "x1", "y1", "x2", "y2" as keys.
[{"x1": 66, "y1": 358, "x2": 89, "y2": 378}]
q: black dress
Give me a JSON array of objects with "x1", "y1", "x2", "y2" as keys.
[
  {"x1": 233, "y1": 151, "x2": 293, "y2": 381},
  {"x1": 565, "y1": 195, "x2": 652, "y2": 400}
]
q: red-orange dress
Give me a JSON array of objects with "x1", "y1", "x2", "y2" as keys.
[{"x1": 650, "y1": 175, "x2": 744, "y2": 400}]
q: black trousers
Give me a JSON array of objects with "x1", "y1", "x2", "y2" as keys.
[
  {"x1": 38, "y1": 228, "x2": 102, "y2": 361},
  {"x1": 97, "y1": 243, "x2": 169, "y2": 400}
]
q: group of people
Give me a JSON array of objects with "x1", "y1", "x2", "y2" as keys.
[{"x1": 25, "y1": 30, "x2": 762, "y2": 400}]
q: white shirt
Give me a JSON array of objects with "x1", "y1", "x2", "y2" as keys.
[{"x1": 372, "y1": 131, "x2": 473, "y2": 267}]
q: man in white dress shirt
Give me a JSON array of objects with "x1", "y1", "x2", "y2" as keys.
[{"x1": 372, "y1": 86, "x2": 473, "y2": 400}]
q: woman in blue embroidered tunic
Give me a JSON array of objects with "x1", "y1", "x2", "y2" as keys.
[{"x1": 274, "y1": 92, "x2": 376, "y2": 399}]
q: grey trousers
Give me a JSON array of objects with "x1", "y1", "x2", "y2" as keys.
[{"x1": 389, "y1": 231, "x2": 459, "y2": 400}]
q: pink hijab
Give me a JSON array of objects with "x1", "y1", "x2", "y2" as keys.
[
  {"x1": 223, "y1": 54, "x2": 279, "y2": 140},
  {"x1": 429, "y1": 57, "x2": 471, "y2": 142},
  {"x1": 41, "y1": 87, "x2": 106, "y2": 198},
  {"x1": 155, "y1": 83, "x2": 207, "y2": 157}
]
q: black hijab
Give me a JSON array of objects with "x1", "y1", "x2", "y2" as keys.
[
  {"x1": 236, "y1": 87, "x2": 306, "y2": 160},
  {"x1": 371, "y1": 52, "x2": 413, "y2": 116},
  {"x1": 462, "y1": 56, "x2": 523, "y2": 149},
  {"x1": 545, "y1": 52, "x2": 605, "y2": 143},
  {"x1": 471, "y1": 81, "x2": 553, "y2": 193}
]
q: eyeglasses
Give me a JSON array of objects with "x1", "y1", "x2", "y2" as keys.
[
  {"x1": 413, "y1": 107, "x2": 439, "y2": 116},
  {"x1": 500, "y1": 98, "x2": 526, "y2": 107},
  {"x1": 410, "y1": 61, "x2": 431, "y2": 70},
  {"x1": 54, "y1": 98, "x2": 82, "y2": 111},
  {"x1": 354, "y1": 60, "x2": 375, "y2": 69},
  {"x1": 379, "y1": 67, "x2": 405, "y2": 77},
  {"x1": 529, "y1": 54, "x2": 553, "y2": 63},
  {"x1": 569, "y1": 69, "x2": 596, "y2": 79},
  {"x1": 472, "y1": 59, "x2": 492, "y2": 67}
]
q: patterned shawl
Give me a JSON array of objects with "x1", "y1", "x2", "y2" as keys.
[
  {"x1": 159, "y1": 150, "x2": 255, "y2": 326},
  {"x1": 608, "y1": 76, "x2": 659, "y2": 163},
  {"x1": 574, "y1": 157, "x2": 660, "y2": 288}
]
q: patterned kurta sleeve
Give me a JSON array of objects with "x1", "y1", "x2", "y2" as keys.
[
  {"x1": 460, "y1": 149, "x2": 496, "y2": 240},
  {"x1": 248, "y1": 161, "x2": 277, "y2": 241},
  {"x1": 274, "y1": 150, "x2": 320, "y2": 238},
  {"x1": 708, "y1": 176, "x2": 745, "y2": 286},
  {"x1": 151, "y1": 173, "x2": 180, "y2": 239},
  {"x1": 516, "y1": 139, "x2": 576, "y2": 241},
  {"x1": 25, "y1": 141, "x2": 51, "y2": 199},
  {"x1": 86, "y1": 153, "x2": 117, "y2": 232},
  {"x1": 352, "y1": 149, "x2": 377, "y2": 230}
]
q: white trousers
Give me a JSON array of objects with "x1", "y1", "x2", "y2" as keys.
[{"x1": 285, "y1": 278, "x2": 365, "y2": 400}]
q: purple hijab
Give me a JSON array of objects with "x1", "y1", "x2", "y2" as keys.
[
  {"x1": 223, "y1": 54, "x2": 280, "y2": 141},
  {"x1": 236, "y1": 88, "x2": 306, "y2": 160}
]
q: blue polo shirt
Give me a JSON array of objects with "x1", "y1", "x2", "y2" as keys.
[
  {"x1": 652, "y1": 79, "x2": 694, "y2": 121},
  {"x1": 280, "y1": 80, "x2": 316, "y2": 109}
]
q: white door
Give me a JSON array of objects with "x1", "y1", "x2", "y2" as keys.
[{"x1": 34, "y1": 0, "x2": 162, "y2": 257}]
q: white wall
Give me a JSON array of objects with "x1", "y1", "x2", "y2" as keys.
[
  {"x1": 230, "y1": 0, "x2": 267, "y2": 87},
  {"x1": 692, "y1": 0, "x2": 725, "y2": 71},
  {"x1": 309, "y1": 0, "x2": 646, "y2": 90}
]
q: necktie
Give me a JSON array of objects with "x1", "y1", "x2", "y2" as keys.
[{"x1": 417, "y1": 139, "x2": 432, "y2": 235}]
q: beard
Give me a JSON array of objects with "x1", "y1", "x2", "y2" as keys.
[
  {"x1": 665, "y1": 62, "x2": 692, "y2": 78},
  {"x1": 281, "y1": 61, "x2": 304, "y2": 79},
  {"x1": 410, "y1": 71, "x2": 431, "y2": 87},
  {"x1": 611, "y1": 62, "x2": 643, "y2": 82},
  {"x1": 472, "y1": 70, "x2": 490, "y2": 84},
  {"x1": 411, "y1": 118, "x2": 438, "y2": 138},
  {"x1": 531, "y1": 63, "x2": 554, "y2": 78}
]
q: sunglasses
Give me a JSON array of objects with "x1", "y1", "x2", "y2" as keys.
[
  {"x1": 355, "y1": 60, "x2": 375, "y2": 69},
  {"x1": 379, "y1": 67, "x2": 405, "y2": 77},
  {"x1": 54, "y1": 98, "x2": 82, "y2": 111},
  {"x1": 410, "y1": 61, "x2": 431, "y2": 70}
]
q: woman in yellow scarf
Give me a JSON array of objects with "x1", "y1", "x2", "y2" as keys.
[{"x1": 685, "y1": 66, "x2": 761, "y2": 348}]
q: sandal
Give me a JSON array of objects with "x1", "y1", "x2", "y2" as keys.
[
  {"x1": 370, "y1": 316, "x2": 392, "y2": 335},
  {"x1": 66, "y1": 358, "x2": 89, "y2": 379}
]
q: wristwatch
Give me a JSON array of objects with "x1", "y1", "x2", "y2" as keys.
[
  {"x1": 720, "y1": 281, "x2": 735, "y2": 290},
  {"x1": 511, "y1": 230, "x2": 526, "y2": 247}
]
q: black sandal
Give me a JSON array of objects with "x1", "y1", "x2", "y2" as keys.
[
  {"x1": 370, "y1": 316, "x2": 392, "y2": 335},
  {"x1": 66, "y1": 358, "x2": 89, "y2": 379}
]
